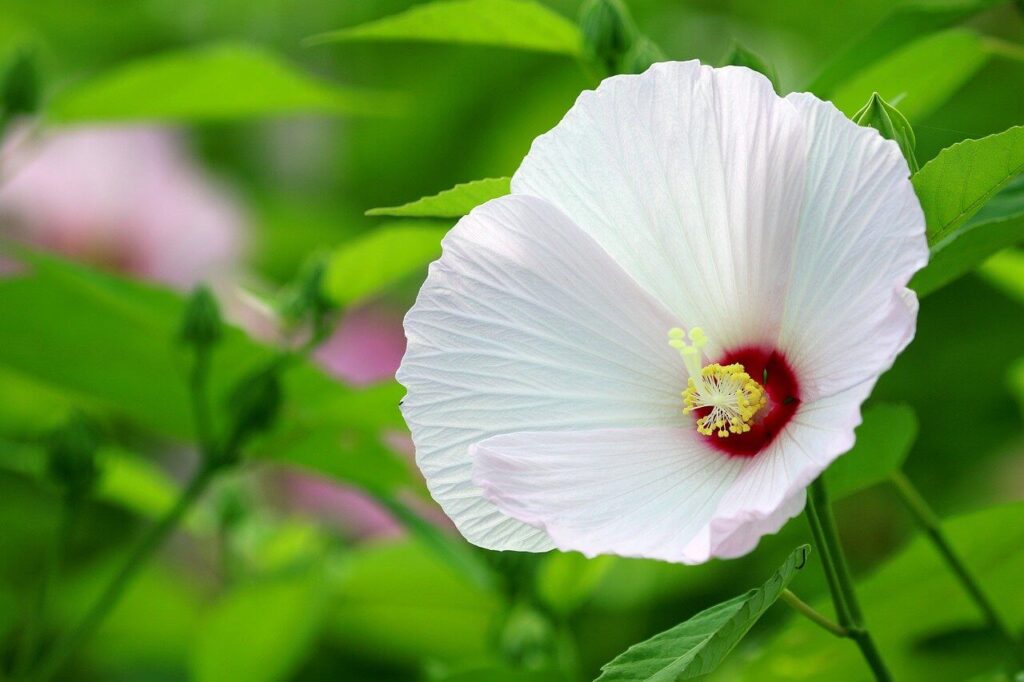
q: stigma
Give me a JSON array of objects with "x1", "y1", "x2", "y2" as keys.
[{"x1": 668, "y1": 328, "x2": 767, "y2": 438}]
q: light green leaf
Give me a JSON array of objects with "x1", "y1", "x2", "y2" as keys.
[
  {"x1": 48, "y1": 43, "x2": 396, "y2": 123},
  {"x1": 825, "y1": 404, "x2": 918, "y2": 499},
  {"x1": 307, "y1": 0, "x2": 582, "y2": 56},
  {"x1": 808, "y1": 0, "x2": 1003, "y2": 96},
  {"x1": 913, "y1": 125, "x2": 1024, "y2": 246},
  {"x1": 716, "y1": 502, "x2": 1024, "y2": 681},
  {"x1": 978, "y1": 248, "x2": 1024, "y2": 304},
  {"x1": 596, "y1": 545, "x2": 810, "y2": 681},
  {"x1": 537, "y1": 551, "x2": 617, "y2": 616},
  {"x1": 324, "y1": 221, "x2": 449, "y2": 306},
  {"x1": 830, "y1": 30, "x2": 989, "y2": 123},
  {"x1": 913, "y1": 212, "x2": 1024, "y2": 296},
  {"x1": 0, "y1": 250, "x2": 410, "y2": 492},
  {"x1": 366, "y1": 177, "x2": 511, "y2": 218},
  {"x1": 191, "y1": 572, "x2": 325, "y2": 682}
]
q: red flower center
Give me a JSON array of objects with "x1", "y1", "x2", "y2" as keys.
[{"x1": 695, "y1": 346, "x2": 801, "y2": 457}]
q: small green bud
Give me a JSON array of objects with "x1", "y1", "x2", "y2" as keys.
[
  {"x1": 853, "y1": 92, "x2": 919, "y2": 173},
  {"x1": 498, "y1": 602, "x2": 558, "y2": 670},
  {"x1": 46, "y1": 414, "x2": 101, "y2": 499},
  {"x1": 724, "y1": 42, "x2": 780, "y2": 93},
  {"x1": 226, "y1": 367, "x2": 282, "y2": 451},
  {"x1": 2, "y1": 49, "x2": 40, "y2": 118},
  {"x1": 277, "y1": 255, "x2": 332, "y2": 327},
  {"x1": 619, "y1": 36, "x2": 665, "y2": 74},
  {"x1": 179, "y1": 285, "x2": 223, "y2": 348},
  {"x1": 579, "y1": 0, "x2": 638, "y2": 75}
]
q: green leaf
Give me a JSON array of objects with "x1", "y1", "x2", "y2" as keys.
[
  {"x1": 366, "y1": 177, "x2": 511, "y2": 218},
  {"x1": 307, "y1": 0, "x2": 582, "y2": 56},
  {"x1": 596, "y1": 545, "x2": 810, "y2": 681},
  {"x1": 978, "y1": 248, "x2": 1024, "y2": 304},
  {"x1": 537, "y1": 551, "x2": 617, "y2": 616},
  {"x1": 830, "y1": 30, "x2": 990, "y2": 123},
  {"x1": 913, "y1": 125, "x2": 1024, "y2": 246},
  {"x1": 324, "y1": 221, "x2": 449, "y2": 306},
  {"x1": 808, "y1": 0, "x2": 1003, "y2": 96},
  {"x1": 48, "y1": 43, "x2": 396, "y2": 123},
  {"x1": 723, "y1": 42, "x2": 779, "y2": 93},
  {"x1": 913, "y1": 212, "x2": 1024, "y2": 296},
  {"x1": 0, "y1": 250, "x2": 410, "y2": 492},
  {"x1": 191, "y1": 572, "x2": 326, "y2": 682},
  {"x1": 718, "y1": 502, "x2": 1024, "y2": 681},
  {"x1": 825, "y1": 404, "x2": 919, "y2": 499}
]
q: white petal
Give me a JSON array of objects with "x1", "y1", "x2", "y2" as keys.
[
  {"x1": 397, "y1": 194, "x2": 685, "y2": 552},
  {"x1": 705, "y1": 378, "x2": 876, "y2": 557},
  {"x1": 472, "y1": 428, "x2": 743, "y2": 563},
  {"x1": 512, "y1": 61, "x2": 808, "y2": 353},
  {"x1": 778, "y1": 94, "x2": 927, "y2": 400}
]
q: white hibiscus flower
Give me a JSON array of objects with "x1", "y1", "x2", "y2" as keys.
[{"x1": 397, "y1": 61, "x2": 928, "y2": 564}]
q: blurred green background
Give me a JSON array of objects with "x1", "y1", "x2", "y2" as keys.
[{"x1": 0, "y1": 0, "x2": 1023, "y2": 680}]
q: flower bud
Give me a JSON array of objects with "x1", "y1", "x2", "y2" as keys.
[
  {"x1": 620, "y1": 36, "x2": 665, "y2": 74},
  {"x1": 226, "y1": 366, "x2": 282, "y2": 452},
  {"x1": 853, "y1": 92, "x2": 919, "y2": 173},
  {"x1": 724, "y1": 42, "x2": 779, "y2": 93},
  {"x1": 2, "y1": 49, "x2": 40, "y2": 119},
  {"x1": 579, "y1": 0, "x2": 637, "y2": 74},
  {"x1": 46, "y1": 414, "x2": 100, "y2": 500},
  {"x1": 497, "y1": 602, "x2": 559, "y2": 670},
  {"x1": 277, "y1": 255, "x2": 332, "y2": 327},
  {"x1": 179, "y1": 285, "x2": 223, "y2": 348}
]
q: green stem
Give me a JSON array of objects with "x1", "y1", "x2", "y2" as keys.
[
  {"x1": 13, "y1": 496, "x2": 74, "y2": 678},
  {"x1": 29, "y1": 465, "x2": 216, "y2": 682},
  {"x1": 188, "y1": 345, "x2": 214, "y2": 454},
  {"x1": 781, "y1": 589, "x2": 848, "y2": 638},
  {"x1": 890, "y1": 471, "x2": 1024, "y2": 666},
  {"x1": 807, "y1": 478, "x2": 893, "y2": 682}
]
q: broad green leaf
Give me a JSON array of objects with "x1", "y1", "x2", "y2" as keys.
[
  {"x1": 825, "y1": 404, "x2": 918, "y2": 500},
  {"x1": 596, "y1": 545, "x2": 810, "y2": 681},
  {"x1": 324, "y1": 221, "x2": 449, "y2": 306},
  {"x1": 191, "y1": 572, "x2": 326, "y2": 682},
  {"x1": 48, "y1": 43, "x2": 395, "y2": 123},
  {"x1": 537, "y1": 551, "x2": 617, "y2": 616},
  {"x1": 715, "y1": 502, "x2": 1024, "y2": 681},
  {"x1": 830, "y1": 30, "x2": 989, "y2": 123},
  {"x1": 0, "y1": 250, "x2": 410, "y2": 492},
  {"x1": 912, "y1": 125, "x2": 1024, "y2": 245},
  {"x1": 307, "y1": 0, "x2": 582, "y2": 57},
  {"x1": 913, "y1": 212, "x2": 1024, "y2": 296},
  {"x1": 979, "y1": 248, "x2": 1024, "y2": 304},
  {"x1": 366, "y1": 177, "x2": 511, "y2": 218},
  {"x1": 328, "y1": 540, "x2": 500, "y2": 663},
  {"x1": 808, "y1": 0, "x2": 1003, "y2": 96}
]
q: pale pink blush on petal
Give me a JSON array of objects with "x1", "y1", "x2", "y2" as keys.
[{"x1": 315, "y1": 305, "x2": 407, "y2": 385}]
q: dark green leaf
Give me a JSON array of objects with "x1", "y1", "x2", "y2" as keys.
[
  {"x1": 978, "y1": 248, "x2": 1024, "y2": 304},
  {"x1": 324, "y1": 221, "x2": 449, "y2": 306},
  {"x1": 825, "y1": 404, "x2": 918, "y2": 499},
  {"x1": 913, "y1": 212, "x2": 1024, "y2": 296},
  {"x1": 808, "y1": 0, "x2": 1003, "y2": 96},
  {"x1": 912, "y1": 125, "x2": 1024, "y2": 245},
  {"x1": 596, "y1": 545, "x2": 809, "y2": 680},
  {"x1": 307, "y1": 0, "x2": 582, "y2": 57},
  {"x1": 48, "y1": 43, "x2": 397, "y2": 123},
  {"x1": 366, "y1": 177, "x2": 510, "y2": 218}
]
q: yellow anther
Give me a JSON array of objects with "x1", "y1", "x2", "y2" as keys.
[{"x1": 680, "y1": 361, "x2": 767, "y2": 439}]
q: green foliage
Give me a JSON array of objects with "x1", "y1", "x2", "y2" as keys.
[
  {"x1": 324, "y1": 222, "x2": 449, "y2": 306},
  {"x1": 808, "y1": 0, "x2": 1004, "y2": 95},
  {"x1": 308, "y1": 0, "x2": 582, "y2": 57},
  {"x1": 47, "y1": 44, "x2": 395, "y2": 123},
  {"x1": 1, "y1": 48, "x2": 40, "y2": 118},
  {"x1": 191, "y1": 572, "x2": 326, "y2": 682},
  {"x1": 723, "y1": 43, "x2": 779, "y2": 92},
  {"x1": 718, "y1": 503, "x2": 1024, "y2": 681},
  {"x1": 620, "y1": 36, "x2": 666, "y2": 75},
  {"x1": 830, "y1": 30, "x2": 991, "y2": 122},
  {"x1": 179, "y1": 286, "x2": 223, "y2": 349},
  {"x1": 579, "y1": 0, "x2": 637, "y2": 74},
  {"x1": 367, "y1": 177, "x2": 511, "y2": 218},
  {"x1": 825, "y1": 404, "x2": 918, "y2": 500},
  {"x1": 536, "y1": 552, "x2": 617, "y2": 616},
  {"x1": 45, "y1": 413, "x2": 101, "y2": 499},
  {"x1": 853, "y1": 93, "x2": 919, "y2": 172},
  {"x1": 597, "y1": 546, "x2": 810, "y2": 680},
  {"x1": 914, "y1": 212, "x2": 1024, "y2": 296},
  {"x1": 979, "y1": 248, "x2": 1024, "y2": 304}
]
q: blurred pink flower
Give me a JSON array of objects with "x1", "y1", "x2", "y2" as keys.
[
  {"x1": 315, "y1": 304, "x2": 407, "y2": 385},
  {"x1": 0, "y1": 125, "x2": 245, "y2": 289}
]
